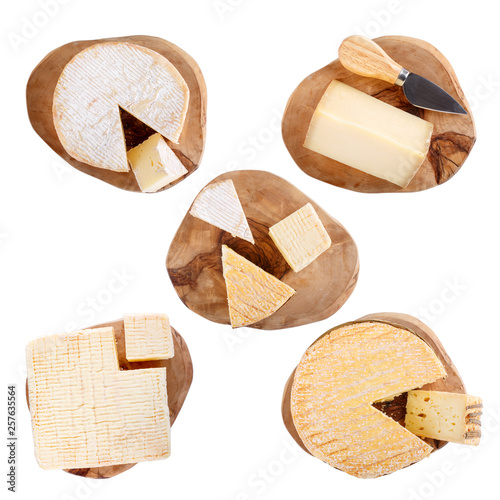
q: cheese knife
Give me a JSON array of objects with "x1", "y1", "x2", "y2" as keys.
[{"x1": 338, "y1": 36, "x2": 467, "y2": 115}]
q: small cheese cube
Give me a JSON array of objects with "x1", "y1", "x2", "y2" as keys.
[
  {"x1": 405, "y1": 390, "x2": 482, "y2": 445},
  {"x1": 124, "y1": 313, "x2": 174, "y2": 362},
  {"x1": 269, "y1": 203, "x2": 331, "y2": 272},
  {"x1": 127, "y1": 133, "x2": 188, "y2": 193}
]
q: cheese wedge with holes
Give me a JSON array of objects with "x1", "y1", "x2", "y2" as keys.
[
  {"x1": 26, "y1": 327, "x2": 170, "y2": 469},
  {"x1": 190, "y1": 180, "x2": 254, "y2": 243},
  {"x1": 304, "y1": 80, "x2": 433, "y2": 188},
  {"x1": 53, "y1": 42, "x2": 189, "y2": 172},
  {"x1": 269, "y1": 203, "x2": 331, "y2": 272},
  {"x1": 124, "y1": 313, "x2": 174, "y2": 361},
  {"x1": 405, "y1": 390, "x2": 482, "y2": 446},
  {"x1": 222, "y1": 245, "x2": 295, "y2": 327},
  {"x1": 127, "y1": 133, "x2": 188, "y2": 192},
  {"x1": 291, "y1": 322, "x2": 447, "y2": 478}
]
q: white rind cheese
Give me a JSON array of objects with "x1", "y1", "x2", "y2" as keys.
[
  {"x1": 53, "y1": 42, "x2": 189, "y2": 172},
  {"x1": 124, "y1": 313, "x2": 175, "y2": 362},
  {"x1": 291, "y1": 322, "x2": 447, "y2": 478},
  {"x1": 304, "y1": 80, "x2": 434, "y2": 188},
  {"x1": 269, "y1": 203, "x2": 331, "y2": 272},
  {"x1": 26, "y1": 327, "x2": 170, "y2": 469},
  {"x1": 190, "y1": 180, "x2": 254, "y2": 243},
  {"x1": 127, "y1": 133, "x2": 188, "y2": 192},
  {"x1": 405, "y1": 390, "x2": 482, "y2": 446}
]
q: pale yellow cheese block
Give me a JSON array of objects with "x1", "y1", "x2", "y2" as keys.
[
  {"x1": 291, "y1": 322, "x2": 447, "y2": 478},
  {"x1": 127, "y1": 133, "x2": 188, "y2": 192},
  {"x1": 53, "y1": 42, "x2": 189, "y2": 172},
  {"x1": 124, "y1": 313, "x2": 174, "y2": 362},
  {"x1": 190, "y1": 180, "x2": 254, "y2": 244},
  {"x1": 26, "y1": 327, "x2": 119, "y2": 378},
  {"x1": 304, "y1": 80, "x2": 434, "y2": 188},
  {"x1": 26, "y1": 327, "x2": 170, "y2": 470},
  {"x1": 406, "y1": 390, "x2": 482, "y2": 446},
  {"x1": 222, "y1": 245, "x2": 295, "y2": 328},
  {"x1": 269, "y1": 203, "x2": 331, "y2": 272}
]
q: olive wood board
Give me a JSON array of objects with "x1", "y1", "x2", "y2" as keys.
[
  {"x1": 26, "y1": 318, "x2": 193, "y2": 479},
  {"x1": 282, "y1": 36, "x2": 476, "y2": 193},
  {"x1": 27, "y1": 35, "x2": 207, "y2": 193},
  {"x1": 282, "y1": 313, "x2": 466, "y2": 463},
  {"x1": 167, "y1": 170, "x2": 359, "y2": 330}
]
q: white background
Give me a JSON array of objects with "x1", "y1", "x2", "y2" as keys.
[{"x1": 1, "y1": 0, "x2": 499, "y2": 499}]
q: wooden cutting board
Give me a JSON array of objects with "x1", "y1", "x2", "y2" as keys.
[
  {"x1": 282, "y1": 313, "x2": 465, "y2": 460},
  {"x1": 26, "y1": 35, "x2": 206, "y2": 193},
  {"x1": 282, "y1": 36, "x2": 476, "y2": 193},
  {"x1": 167, "y1": 170, "x2": 359, "y2": 330},
  {"x1": 26, "y1": 319, "x2": 193, "y2": 479}
]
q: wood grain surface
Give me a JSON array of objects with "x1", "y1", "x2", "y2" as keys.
[
  {"x1": 282, "y1": 36, "x2": 476, "y2": 193},
  {"x1": 166, "y1": 170, "x2": 359, "y2": 330},
  {"x1": 281, "y1": 313, "x2": 466, "y2": 460},
  {"x1": 26, "y1": 35, "x2": 206, "y2": 193},
  {"x1": 26, "y1": 319, "x2": 193, "y2": 479}
]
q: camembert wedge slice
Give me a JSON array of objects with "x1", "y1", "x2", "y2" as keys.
[
  {"x1": 53, "y1": 42, "x2": 189, "y2": 172},
  {"x1": 124, "y1": 313, "x2": 175, "y2": 362},
  {"x1": 304, "y1": 80, "x2": 433, "y2": 188},
  {"x1": 291, "y1": 322, "x2": 447, "y2": 478},
  {"x1": 269, "y1": 203, "x2": 331, "y2": 272},
  {"x1": 127, "y1": 133, "x2": 188, "y2": 192},
  {"x1": 405, "y1": 390, "x2": 482, "y2": 446},
  {"x1": 26, "y1": 327, "x2": 170, "y2": 470},
  {"x1": 190, "y1": 180, "x2": 254, "y2": 244},
  {"x1": 222, "y1": 245, "x2": 295, "y2": 328}
]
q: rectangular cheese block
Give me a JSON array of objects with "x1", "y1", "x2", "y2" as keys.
[
  {"x1": 26, "y1": 328, "x2": 171, "y2": 469},
  {"x1": 269, "y1": 203, "x2": 331, "y2": 272},
  {"x1": 31, "y1": 369, "x2": 170, "y2": 469},
  {"x1": 124, "y1": 313, "x2": 174, "y2": 362},
  {"x1": 304, "y1": 80, "x2": 434, "y2": 188},
  {"x1": 405, "y1": 390, "x2": 482, "y2": 446},
  {"x1": 127, "y1": 133, "x2": 188, "y2": 193},
  {"x1": 26, "y1": 327, "x2": 119, "y2": 378}
]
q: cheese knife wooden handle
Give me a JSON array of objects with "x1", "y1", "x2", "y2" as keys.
[{"x1": 338, "y1": 35, "x2": 406, "y2": 85}]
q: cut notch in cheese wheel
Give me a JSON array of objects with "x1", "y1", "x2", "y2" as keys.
[
  {"x1": 53, "y1": 42, "x2": 189, "y2": 173},
  {"x1": 190, "y1": 179, "x2": 254, "y2": 244},
  {"x1": 290, "y1": 321, "x2": 447, "y2": 478},
  {"x1": 222, "y1": 245, "x2": 295, "y2": 328},
  {"x1": 303, "y1": 80, "x2": 434, "y2": 188}
]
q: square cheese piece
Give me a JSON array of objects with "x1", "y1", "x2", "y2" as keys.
[
  {"x1": 26, "y1": 328, "x2": 170, "y2": 469},
  {"x1": 269, "y1": 203, "x2": 331, "y2": 272},
  {"x1": 127, "y1": 133, "x2": 188, "y2": 193},
  {"x1": 124, "y1": 313, "x2": 174, "y2": 362}
]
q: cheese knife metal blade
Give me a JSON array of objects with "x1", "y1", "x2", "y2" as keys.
[{"x1": 338, "y1": 36, "x2": 467, "y2": 115}]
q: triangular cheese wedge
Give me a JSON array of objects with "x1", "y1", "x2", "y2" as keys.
[
  {"x1": 127, "y1": 134, "x2": 188, "y2": 192},
  {"x1": 53, "y1": 42, "x2": 189, "y2": 172},
  {"x1": 221, "y1": 245, "x2": 295, "y2": 327},
  {"x1": 190, "y1": 180, "x2": 254, "y2": 244},
  {"x1": 291, "y1": 322, "x2": 447, "y2": 478}
]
